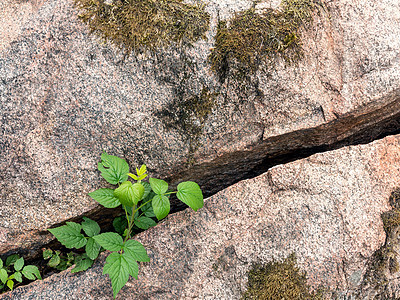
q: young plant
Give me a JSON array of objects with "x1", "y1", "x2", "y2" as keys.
[
  {"x1": 48, "y1": 152, "x2": 204, "y2": 298},
  {"x1": 0, "y1": 254, "x2": 41, "y2": 293}
]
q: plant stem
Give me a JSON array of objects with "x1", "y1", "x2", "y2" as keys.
[
  {"x1": 122, "y1": 198, "x2": 153, "y2": 245},
  {"x1": 163, "y1": 191, "x2": 177, "y2": 195}
]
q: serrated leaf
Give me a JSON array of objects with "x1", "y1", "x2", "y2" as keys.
[
  {"x1": 128, "y1": 173, "x2": 139, "y2": 180},
  {"x1": 22, "y1": 265, "x2": 41, "y2": 280},
  {"x1": 93, "y1": 232, "x2": 123, "y2": 252},
  {"x1": 134, "y1": 216, "x2": 157, "y2": 230},
  {"x1": 152, "y1": 194, "x2": 170, "y2": 220},
  {"x1": 7, "y1": 279, "x2": 13, "y2": 290},
  {"x1": 48, "y1": 253, "x2": 61, "y2": 268},
  {"x1": 103, "y1": 253, "x2": 129, "y2": 298},
  {"x1": 82, "y1": 217, "x2": 101, "y2": 237},
  {"x1": 85, "y1": 237, "x2": 101, "y2": 260},
  {"x1": 123, "y1": 240, "x2": 150, "y2": 262},
  {"x1": 177, "y1": 181, "x2": 204, "y2": 211},
  {"x1": 43, "y1": 249, "x2": 53, "y2": 260},
  {"x1": 114, "y1": 181, "x2": 144, "y2": 206},
  {"x1": 71, "y1": 255, "x2": 94, "y2": 273},
  {"x1": 13, "y1": 272, "x2": 22, "y2": 283},
  {"x1": 89, "y1": 188, "x2": 121, "y2": 208},
  {"x1": 14, "y1": 257, "x2": 24, "y2": 271},
  {"x1": 98, "y1": 152, "x2": 129, "y2": 185},
  {"x1": 149, "y1": 178, "x2": 168, "y2": 195},
  {"x1": 121, "y1": 252, "x2": 138, "y2": 279},
  {"x1": 113, "y1": 216, "x2": 128, "y2": 236},
  {"x1": 6, "y1": 254, "x2": 19, "y2": 266},
  {"x1": 137, "y1": 165, "x2": 147, "y2": 176},
  {"x1": 0, "y1": 269, "x2": 8, "y2": 284},
  {"x1": 48, "y1": 223, "x2": 87, "y2": 249}
]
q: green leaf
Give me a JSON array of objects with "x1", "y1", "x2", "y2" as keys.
[
  {"x1": 82, "y1": 217, "x2": 101, "y2": 237},
  {"x1": 103, "y1": 253, "x2": 129, "y2": 298},
  {"x1": 13, "y1": 272, "x2": 22, "y2": 283},
  {"x1": 48, "y1": 253, "x2": 61, "y2": 268},
  {"x1": 137, "y1": 165, "x2": 147, "y2": 176},
  {"x1": 177, "y1": 181, "x2": 204, "y2": 211},
  {"x1": 152, "y1": 194, "x2": 170, "y2": 220},
  {"x1": 7, "y1": 279, "x2": 13, "y2": 291},
  {"x1": 6, "y1": 254, "x2": 20, "y2": 266},
  {"x1": 122, "y1": 252, "x2": 138, "y2": 279},
  {"x1": 114, "y1": 181, "x2": 144, "y2": 206},
  {"x1": 0, "y1": 269, "x2": 8, "y2": 284},
  {"x1": 149, "y1": 178, "x2": 168, "y2": 195},
  {"x1": 14, "y1": 257, "x2": 24, "y2": 271},
  {"x1": 113, "y1": 216, "x2": 128, "y2": 236},
  {"x1": 43, "y1": 249, "x2": 53, "y2": 260},
  {"x1": 48, "y1": 222, "x2": 87, "y2": 249},
  {"x1": 93, "y1": 232, "x2": 123, "y2": 252},
  {"x1": 98, "y1": 152, "x2": 129, "y2": 185},
  {"x1": 141, "y1": 181, "x2": 152, "y2": 201},
  {"x1": 89, "y1": 188, "x2": 121, "y2": 208},
  {"x1": 0, "y1": 259, "x2": 2, "y2": 269},
  {"x1": 71, "y1": 254, "x2": 94, "y2": 273},
  {"x1": 128, "y1": 173, "x2": 139, "y2": 180},
  {"x1": 123, "y1": 240, "x2": 150, "y2": 262},
  {"x1": 85, "y1": 237, "x2": 101, "y2": 260},
  {"x1": 134, "y1": 216, "x2": 157, "y2": 230},
  {"x1": 141, "y1": 199, "x2": 156, "y2": 218},
  {"x1": 22, "y1": 265, "x2": 41, "y2": 280}
]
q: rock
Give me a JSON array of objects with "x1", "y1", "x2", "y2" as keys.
[
  {"x1": 1, "y1": 0, "x2": 400, "y2": 276},
  {"x1": 1, "y1": 133, "x2": 400, "y2": 299}
]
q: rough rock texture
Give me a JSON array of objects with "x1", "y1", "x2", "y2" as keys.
[
  {"x1": 1, "y1": 0, "x2": 400, "y2": 263},
  {"x1": 2, "y1": 134, "x2": 400, "y2": 299}
]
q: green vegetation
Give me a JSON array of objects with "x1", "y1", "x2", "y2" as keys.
[
  {"x1": 0, "y1": 254, "x2": 41, "y2": 293},
  {"x1": 74, "y1": 0, "x2": 210, "y2": 54},
  {"x1": 242, "y1": 254, "x2": 323, "y2": 300},
  {"x1": 209, "y1": 0, "x2": 325, "y2": 82},
  {"x1": 48, "y1": 152, "x2": 204, "y2": 298},
  {"x1": 358, "y1": 188, "x2": 400, "y2": 298}
]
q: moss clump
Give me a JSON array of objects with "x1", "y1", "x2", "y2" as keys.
[
  {"x1": 242, "y1": 254, "x2": 324, "y2": 300},
  {"x1": 74, "y1": 0, "x2": 210, "y2": 54},
  {"x1": 358, "y1": 188, "x2": 400, "y2": 298},
  {"x1": 209, "y1": 0, "x2": 325, "y2": 82}
]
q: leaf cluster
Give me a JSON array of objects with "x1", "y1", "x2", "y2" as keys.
[
  {"x1": 49, "y1": 152, "x2": 204, "y2": 298},
  {"x1": 0, "y1": 254, "x2": 41, "y2": 293}
]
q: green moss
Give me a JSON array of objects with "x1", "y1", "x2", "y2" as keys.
[
  {"x1": 358, "y1": 188, "x2": 400, "y2": 297},
  {"x1": 209, "y1": 0, "x2": 326, "y2": 82},
  {"x1": 74, "y1": 0, "x2": 210, "y2": 54},
  {"x1": 242, "y1": 254, "x2": 324, "y2": 300}
]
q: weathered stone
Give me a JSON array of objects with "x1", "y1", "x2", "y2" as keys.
[
  {"x1": 1, "y1": 0, "x2": 400, "y2": 275},
  {"x1": 1, "y1": 133, "x2": 399, "y2": 299}
]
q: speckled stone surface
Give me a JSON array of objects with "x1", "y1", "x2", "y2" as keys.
[
  {"x1": 1, "y1": 0, "x2": 400, "y2": 273},
  {"x1": 1, "y1": 134, "x2": 399, "y2": 299}
]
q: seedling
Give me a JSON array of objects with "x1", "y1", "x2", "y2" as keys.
[
  {"x1": 0, "y1": 254, "x2": 41, "y2": 293},
  {"x1": 49, "y1": 152, "x2": 204, "y2": 298}
]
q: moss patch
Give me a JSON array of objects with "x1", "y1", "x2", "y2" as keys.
[
  {"x1": 74, "y1": 0, "x2": 210, "y2": 54},
  {"x1": 242, "y1": 254, "x2": 323, "y2": 300},
  {"x1": 358, "y1": 188, "x2": 400, "y2": 298},
  {"x1": 209, "y1": 0, "x2": 325, "y2": 83}
]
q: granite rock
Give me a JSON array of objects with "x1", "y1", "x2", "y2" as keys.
[
  {"x1": 1, "y1": 0, "x2": 400, "y2": 273},
  {"x1": 1, "y1": 133, "x2": 400, "y2": 299}
]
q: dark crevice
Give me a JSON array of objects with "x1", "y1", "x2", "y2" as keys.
[{"x1": 1, "y1": 90, "x2": 400, "y2": 289}]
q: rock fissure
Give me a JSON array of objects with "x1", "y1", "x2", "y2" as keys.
[{"x1": 1, "y1": 91, "x2": 400, "y2": 290}]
